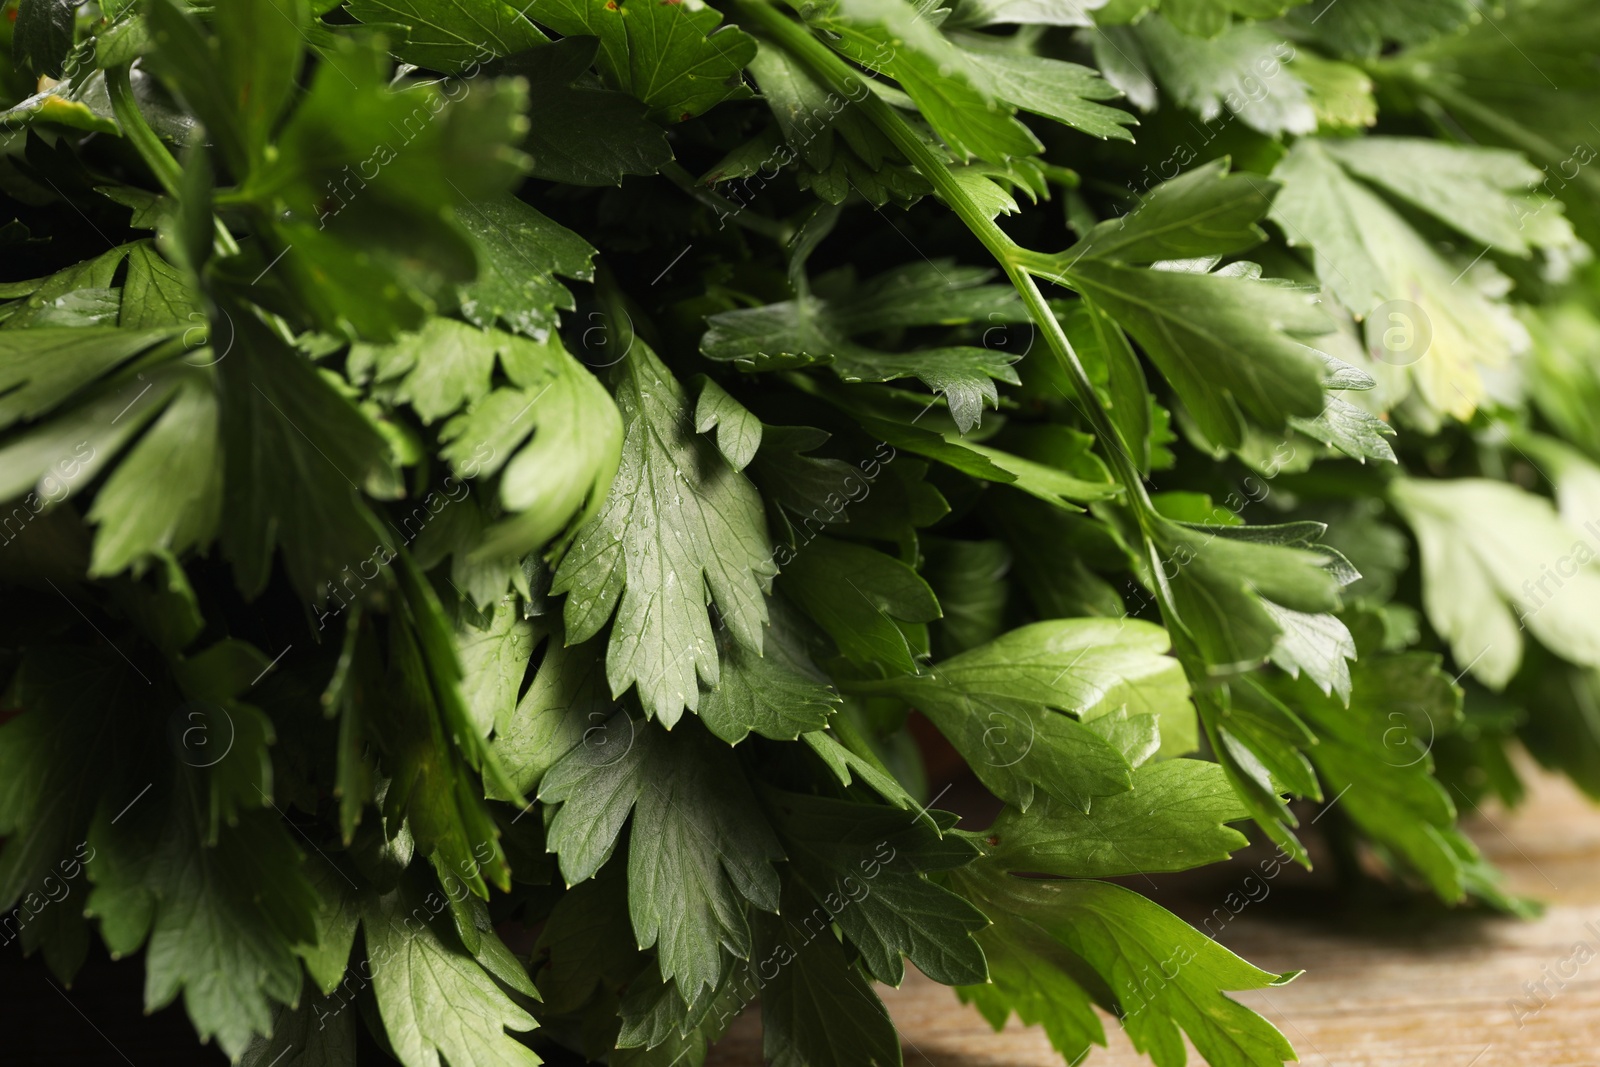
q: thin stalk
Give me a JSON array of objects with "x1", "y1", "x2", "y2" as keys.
[
  {"x1": 728, "y1": 0, "x2": 1204, "y2": 664},
  {"x1": 662, "y1": 161, "x2": 797, "y2": 245},
  {"x1": 106, "y1": 64, "x2": 183, "y2": 197},
  {"x1": 727, "y1": 0, "x2": 1157, "y2": 525},
  {"x1": 106, "y1": 64, "x2": 240, "y2": 258}
]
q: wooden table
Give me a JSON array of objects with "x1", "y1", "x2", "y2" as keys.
[{"x1": 709, "y1": 763, "x2": 1600, "y2": 1067}]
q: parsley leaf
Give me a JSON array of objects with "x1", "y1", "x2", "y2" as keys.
[
  {"x1": 980, "y1": 759, "x2": 1251, "y2": 878},
  {"x1": 540, "y1": 718, "x2": 783, "y2": 999},
  {"x1": 869, "y1": 618, "x2": 1190, "y2": 810},
  {"x1": 552, "y1": 335, "x2": 775, "y2": 726},
  {"x1": 767, "y1": 790, "x2": 988, "y2": 985}
]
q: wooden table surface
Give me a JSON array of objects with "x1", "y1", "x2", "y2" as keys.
[{"x1": 709, "y1": 762, "x2": 1600, "y2": 1067}]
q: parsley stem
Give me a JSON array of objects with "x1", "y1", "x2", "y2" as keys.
[
  {"x1": 661, "y1": 162, "x2": 797, "y2": 245},
  {"x1": 106, "y1": 64, "x2": 183, "y2": 198},
  {"x1": 725, "y1": 0, "x2": 1157, "y2": 526},
  {"x1": 727, "y1": 0, "x2": 1199, "y2": 669},
  {"x1": 106, "y1": 63, "x2": 241, "y2": 258}
]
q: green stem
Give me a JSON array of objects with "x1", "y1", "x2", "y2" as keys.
[
  {"x1": 729, "y1": 0, "x2": 1209, "y2": 672},
  {"x1": 106, "y1": 64, "x2": 183, "y2": 197},
  {"x1": 662, "y1": 161, "x2": 797, "y2": 245},
  {"x1": 727, "y1": 0, "x2": 1156, "y2": 523},
  {"x1": 106, "y1": 64, "x2": 241, "y2": 258}
]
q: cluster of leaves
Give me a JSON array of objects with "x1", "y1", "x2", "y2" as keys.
[{"x1": 1, "y1": 0, "x2": 1598, "y2": 1066}]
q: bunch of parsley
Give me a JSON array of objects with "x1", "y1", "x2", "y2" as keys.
[{"x1": 1, "y1": 0, "x2": 1597, "y2": 1064}]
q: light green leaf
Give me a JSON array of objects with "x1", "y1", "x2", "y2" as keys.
[
  {"x1": 980, "y1": 759, "x2": 1250, "y2": 878},
  {"x1": 437, "y1": 329, "x2": 622, "y2": 559},
  {"x1": 876, "y1": 618, "x2": 1190, "y2": 810},
  {"x1": 364, "y1": 882, "x2": 541, "y2": 1067},
  {"x1": 694, "y1": 376, "x2": 762, "y2": 471},
  {"x1": 551, "y1": 338, "x2": 774, "y2": 726},
  {"x1": 959, "y1": 875, "x2": 1298, "y2": 1067},
  {"x1": 1390, "y1": 477, "x2": 1600, "y2": 689}
]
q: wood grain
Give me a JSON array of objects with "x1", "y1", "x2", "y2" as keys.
[{"x1": 708, "y1": 762, "x2": 1600, "y2": 1067}]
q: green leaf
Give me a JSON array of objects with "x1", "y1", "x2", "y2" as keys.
[
  {"x1": 435, "y1": 329, "x2": 623, "y2": 559},
  {"x1": 877, "y1": 618, "x2": 1190, "y2": 810},
  {"x1": 451, "y1": 195, "x2": 598, "y2": 340},
  {"x1": 120, "y1": 242, "x2": 203, "y2": 330},
  {"x1": 529, "y1": 0, "x2": 757, "y2": 122},
  {"x1": 1269, "y1": 138, "x2": 1539, "y2": 422},
  {"x1": 218, "y1": 315, "x2": 396, "y2": 602},
  {"x1": 551, "y1": 337, "x2": 774, "y2": 726},
  {"x1": 948, "y1": 42, "x2": 1137, "y2": 142},
  {"x1": 1056, "y1": 260, "x2": 1329, "y2": 450},
  {"x1": 345, "y1": 0, "x2": 549, "y2": 71},
  {"x1": 540, "y1": 719, "x2": 783, "y2": 999},
  {"x1": 0, "y1": 649, "x2": 141, "y2": 915},
  {"x1": 14, "y1": 0, "x2": 76, "y2": 79},
  {"x1": 504, "y1": 37, "x2": 675, "y2": 186},
  {"x1": 1273, "y1": 646, "x2": 1474, "y2": 901},
  {"x1": 980, "y1": 759, "x2": 1250, "y2": 878},
  {"x1": 1288, "y1": 395, "x2": 1396, "y2": 466},
  {"x1": 1062, "y1": 300, "x2": 1153, "y2": 474},
  {"x1": 1034, "y1": 162, "x2": 1332, "y2": 448},
  {"x1": 923, "y1": 537, "x2": 1011, "y2": 657},
  {"x1": 0, "y1": 324, "x2": 178, "y2": 432},
  {"x1": 741, "y1": 44, "x2": 927, "y2": 208},
  {"x1": 143, "y1": 808, "x2": 321, "y2": 1061},
  {"x1": 454, "y1": 597, "x2": 539, "y2": 739},
  {"x1": 1390, "y1": 477, "x2": 1600, "y2": 689},
  {"x1": 957, "y1": 905, "x2": 1105, "y2": 1066},
  {"x1": 766, "y1": 790, "x2": 987, "y2": 986},
  {"x1": 807, "y1": 0, "x2": 1041, "y2": 164},
  {"x1": 752, "y1": 885, "x2": 903, "y2": 1067},
  {"x1": 703, "y1": 253, "x2": 1024, "y2": 433},
  {"x1": 214, "y1": 0, "x2": 307, "y2": 170},
  {"x1": 1126, "y1": 19, "x2": 1314, "y2": 135},
  {"x1": 1153, "y1": 518, "x2": 1351, "y2": 672},
  {"x1": 243, "y1": 1000, "x2": 357, "y2": 1067},
  {"x1": 803, "y1": 728, "x2": 919, "y2": 809},
  {"x1": 694, "y1": 376, "x2": 762, "y2": 472},
  {"x1": 234, "y1": 33, "x2": 531, "y2": 339},
  {"x1": 364, "y1": 880, "x2": 541, "y2": 1067},
  {"x1": 296, "y1": 855, "x2": 361, "y2": 997},
  {"x1": 1159, "y1": 0, "x2": 1306, "y2": 38},
  {"x1": 1264, "y1": 602, "x2": 1356, "y2": 702},
  {"x1": 1321, "y1": 136, "x2": 1567, "y2": 256},
  {"x1": 87, "y1": 367, "x2": 222, "y2": 577},
  {"x1": 698, "y1": 600, "x2": 839, "y2": 744},
  {"x1": 958, "y1": 874, "x2": 1298, "y2": 1067},
  {"x1": 1292, "y1": 0, "x2": 1473, "y2": 57},
  {"x1": 1064, "y1": 159, "x2": 1275, "y2": 265},
  {"x1": 780, "y1": 535, "x2": 941, "y2": 673},
  {"x1": 531, "y1": 864, "x2": 639, "y2": 1015},
  {"x1": 372, "y1": 582, "x2": 519, "y2": 896},
  {"x1": 490, "y1": 635, "x2": 609, "y2": 800}
]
